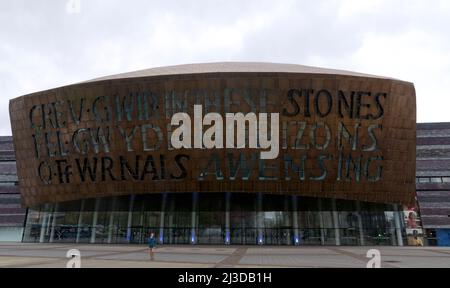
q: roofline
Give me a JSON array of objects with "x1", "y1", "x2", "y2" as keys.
[{"x1": 84, "y1": 61, "x2": 400, "y2": 83}]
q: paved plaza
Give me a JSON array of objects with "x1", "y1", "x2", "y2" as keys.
[{"x1": 0, "y1": 243, "x2": 449, "y2": 268}]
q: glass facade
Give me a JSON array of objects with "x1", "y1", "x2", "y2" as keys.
[{"x1": 23, "y1": 193, "x2": 405, "y2": 246}]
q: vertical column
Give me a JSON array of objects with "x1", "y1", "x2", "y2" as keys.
[
  {"x1": 283, "y1": 196, "x2": 291, "y2": 245},
  {"x1": 107, "y1": 197, "x2": 117, "y2": 244},
  {"x1": 76, "y1": 199, "x2": 85, "y2": 243},
  {"x1": 139, "y1": 202, "x2": 145, "y2": 244},
  {"x1": 49, "y1": 203, "x2": 59, "y2": 243},
  {"x1": 394, "y1": 204, "x2": 404, "y2": 246},
  {"x1": 45, "y1": 204, "x2": 52, "y2": 236},
  {"x1": 126, "y1": 195, "x2": 135, "y2": 243},
  {"x1": 356, "y1": 201, "x2": 365, "y2": 246},
  {"x1": 168, "y1": 198, "x2": 174, "y2": 244},
  {"x1": 225, "y1": 192, "x2": 231, "y2": 244},
  {"x1": 390, "y1": 211, "x2": 397, "y2": 246},
  {"x1": 331, "y1": 199, "x2": 341, "y2": 246},
  {"x1": 159, "y1": 193, "x2": 167, "y2": 244},
  {"x1": 292, "y1": 196, "x2": 300, "y2": 246},
  {"x1": 257, "y1": 193, "x2": 264, "y2": 245},
  {"x1": 317, "y1": 199, "x2": 325, "y2": 245},
  {"x1": 190, "y1": 192, "x2": 198, "y2": 244},
  {"x1": 90, "y1": 198, "x2": 101, "y2": 244},
  {"x1": 39, "y1": 204, "x2": 49, "y2": 243}
]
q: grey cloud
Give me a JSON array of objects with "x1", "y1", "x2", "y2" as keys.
[{"x1": 1, "y1": 0, "x2": 450, "y2": 134}]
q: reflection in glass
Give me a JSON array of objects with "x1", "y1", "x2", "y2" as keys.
[{"x1": 23, "y1": 193, "x2": 404, "y2": 246}]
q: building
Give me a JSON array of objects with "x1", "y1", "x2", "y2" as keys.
[
  {"x1": 5, "y1": 62, "x2": 419, "y2": 245},
  {"x1": 0, "y1": 136, "x2": 25, "y2": 241},
  {"x1": 416, "y1": 123, "x2": 450, "y2": 246}
]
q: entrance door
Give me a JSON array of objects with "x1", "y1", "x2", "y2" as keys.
[
  {"x1": 230, "y1": 228, "x2": 243, "y2": 244},
  {"x1": 437, "y1": 229, "x2": 450, "y2": 246}
]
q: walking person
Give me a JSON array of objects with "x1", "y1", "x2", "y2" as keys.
[{"x1": 148, "y1": 232, "x2": 157, "y2": 261}]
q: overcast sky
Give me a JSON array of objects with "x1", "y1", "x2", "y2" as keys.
[{"x1": 1, "y1": 0, "x2": 449, "y2": 135}]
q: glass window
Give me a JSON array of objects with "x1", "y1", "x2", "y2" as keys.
[
  {"x1": 335, "y1": 199, "x2": 357, "y2": 211},
  {"x1": 199, "y1": 193, "x2": 225, "y2": 211},
  {"x1": 418, "y1": 177, "x2": 430, "y2": 183},
  {"x1": 230, "y1": 193, "x2": 255, "y2": 211},
  {"x1": 297, "y1": 197, "x2": 319, "y2": 211},
  {"x1": 320, "y1": 211, "x2": 334, "y2": 229},
  {"x1": 263, "y1": 195, "x2": 290, "y2": 211},
  {"x1": 430, "y1": 177, "x2": 442, "y2": 183},
  {"x1": 21, "y1": 193, "x2": 404, "y2": 246}
]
